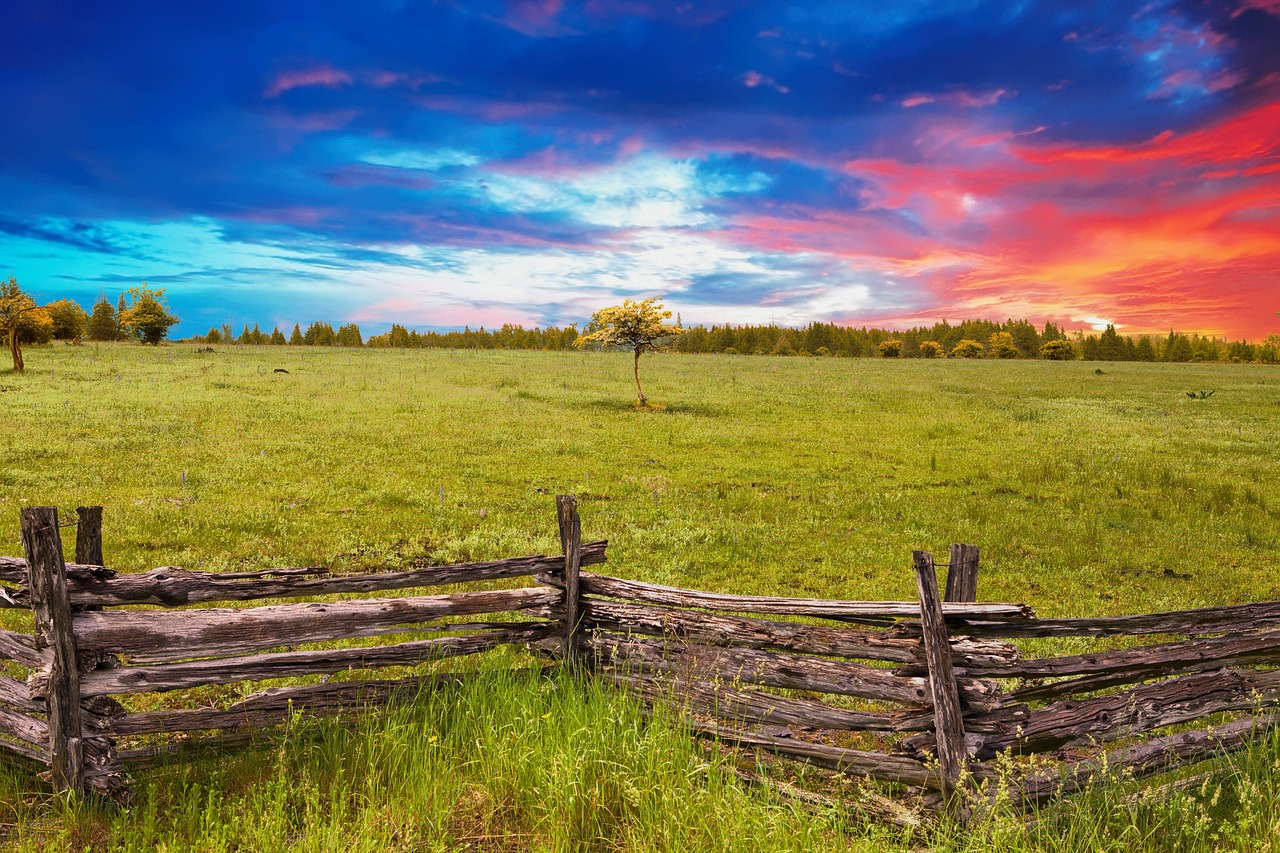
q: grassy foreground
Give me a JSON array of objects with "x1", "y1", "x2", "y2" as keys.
[{"x1": 1, "y1": 344, "x2": 1279, "y2": 850}]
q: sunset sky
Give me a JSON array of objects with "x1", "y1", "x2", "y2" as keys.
[{"x1": 2, "y1": 1, "x2": 1278, "y2": 340}]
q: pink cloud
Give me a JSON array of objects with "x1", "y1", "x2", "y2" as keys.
[
  {"x1": 264, "y1": 65, "x2": 353, "y2": 98},
  {"x1": 497, "y1": 0, "x2": 569, "y2": 37},
  {"x1": 742, "y1": 71, "x2": 789, "y2": 94},
  {"x1": 901, "y1": 88, "x2": 1009, "y2": 109}
]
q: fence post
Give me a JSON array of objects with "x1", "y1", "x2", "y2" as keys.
[
  {"x1": 20, "y1": 507, "x2": 85, "y2": 797},
  {"x1": 914, "y1": 550, "x2": 970, "y2": 823},
  {"x1": 944, "y1": 544, "x2": 980, "y2": 603},
  {"x1": 555, "y1": 495, "x2": 582, "y2": 660},
  {"x1": 74, "y1": 506, "x2": 104, "y2": 567}
]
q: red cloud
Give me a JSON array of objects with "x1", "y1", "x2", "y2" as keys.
[{"x1": 726, "y1": 100, "x2": 1280, "y2": 338}]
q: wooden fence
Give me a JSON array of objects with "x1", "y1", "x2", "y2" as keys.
[
  {"x1": 2, "y1": 499, "x2": 1279, "y2": 823},
  {"x1": 0, "y1": 498, "x2": 598, "y2": 802}
]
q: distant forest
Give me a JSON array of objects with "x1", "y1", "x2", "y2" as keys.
[
  {"x1": 185, "y1": 317, "x2": 1279, "y2": 364},
  {"x1": 24, "y1": 293, "x2": 1280, "y2": 364}
]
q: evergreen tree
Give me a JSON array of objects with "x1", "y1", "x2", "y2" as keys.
[
  {"x1": 1135, "y1": 336, "x2": 1156, "y2": 362},
  {"x1": 271, "y1": 326, "x2": 286, "y2": 345},
  {"x1": 1098, "y1": 324, "x2": 1125, "y2": 360},
  {"x1": 115, "y1": 292, "x2": 128, "y2": 340},
  {"x1": 289, "y1": 323, "x2": 304, "y2": 345},
  {"x1": 87, "y1": 297, "x2": 120, "y2": 341},
  {"x1": 335, "y1": 323, "x2": 363, "y2": 347}
]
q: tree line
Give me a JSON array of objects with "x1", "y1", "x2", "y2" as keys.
[
  {"x1": 199, "y1": 316, "x2": 1277, "y2": 365},
  {"x1": 4, "y1": 276, "x2": 1277, "y2": 370}
]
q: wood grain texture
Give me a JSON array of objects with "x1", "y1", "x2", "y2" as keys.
[
  {"x1": 0, "y1": 629, "x2": 49, "y2": 669},
  {"x1": 682, "y1": 717, "x2": 940, "y2": 788},
  {"x1": 0, "y1": 541, "x2": 606, "y2": 607},
  {"x1": 565, "y1": 571, "x2": 1033, "y2": 621},
  {"x1": 556, "y1": 495, "x2": 582, "y2": 659},
  {"x1": 944, "y1": 544, "x2": 980, "y2": 604},
  {"x1": 584, "y1": 633, "x2": 1002, "y2": 711},
  {"x1": 574, "y1": 597, "x2": 928, "y2": 663},
  {"x1": 22, "y1": 507, "x2": 84, "y2": 796},
  {"x1": 72, "y1": 623, "x2": 555, "y2": 697},
  {"x1": 73, "y1": 587, "x2": 559, "y2": 663},
  {"x1": 915, "y1": 550, "x2": 971, "y2": 814},
  {"x1": 74, "y1": 507, "x2": 104, "y2": 568},
  {"x1": 947, "y1": 600, "x2": 1280, "y2": 639},
  {"x1": 980, "y1": 668, "x2": 1280, "y2": 758},
  {"x1": 1013, "y1": 712, "x2": 1280, "y2": 806},
  {"x1": 103, "y1": 669, "x2": 547, "y2": 735}
]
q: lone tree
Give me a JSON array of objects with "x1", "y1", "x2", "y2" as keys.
[
  {"x1": 0, "y1": 275, "x2": 51, "y2": 373},
  {"x1": 119, "y1": 284, "x2": 180, "y2": 344},
  {"x1": 575, "y1": 298, "x2": 685, "y2": 406}
]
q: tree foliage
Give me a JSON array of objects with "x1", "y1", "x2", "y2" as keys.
[
  {"x1": 119, "y1": 284, "x2": 180, "y2": 345},
  {"x1": 574, "y1": 298, "x2": 685, "y2": 405},
  {"x1": 44, "y1": 299, "x2": 89, "y2": 342},
  {"x1": 0, "y1": 275, "x2": 51, "y2": 372},
  {"x1": 877, "y1": 339, "x2": 903, "y2": 358},
  {"x1": 88, "y1": 297, "x2": 122, "y2": 341},
  {"x1": 1040, "y1": 339, "x2": 1077, "y2": 360}
]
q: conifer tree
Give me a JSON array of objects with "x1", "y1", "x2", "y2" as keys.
[{"x1": 289, "y1": 323, "x2": 304, "y2": 345}]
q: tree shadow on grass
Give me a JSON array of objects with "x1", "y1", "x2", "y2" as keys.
[{"x1": 576, "y1": 397, "x2": 727, "y2": 417}]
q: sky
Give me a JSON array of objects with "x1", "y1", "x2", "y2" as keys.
[{"x1": 2, "y1": 1, "x2": 1278, "y2": 340}]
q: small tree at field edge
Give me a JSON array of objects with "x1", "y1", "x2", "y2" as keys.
[{"x1": 574, "y1": 298, "x2": 686, "y2": 407}]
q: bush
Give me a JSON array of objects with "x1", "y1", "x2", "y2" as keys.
[
  {"x1": 1040, "y1": 339, "x2": 1077, "y2": 360},
  {"x1": 988, "y1": 331, "x2": 1020, "y2": 359},
  {"x1": 878, "y1": 339, "x2": 903, "y2": 358},
  {"x1": 951, "y1": 339, "x2": 984, "y2": 358},
  {"x1": 919, "y1": 341, "x2": 944, "y2": 359}
]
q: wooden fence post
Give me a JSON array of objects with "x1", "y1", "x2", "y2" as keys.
[
  {"x1": 914, "y1": 550, "x2": 970, "y2": 822},
  {"x1": 944, "y1": 544, "x2": 980, "y2": 603},
  {"x1": 20, "y1": 507, "x2": 85, "y2": 797},
  {"x1": 556, "y1": 495, "x2": 582, "y2": 660},
  {"x1": 75, "y1": 506, "x2": 104, "y2": 567}
]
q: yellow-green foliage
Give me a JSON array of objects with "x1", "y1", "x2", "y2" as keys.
[
  {"x1": 919, "y1": 341, "x2": 944, "y2": 359},
  {"x1": 574, "y1": 298, "x2": 685, "y2": 353},
  {"x1": 988, "y1": 331, "x2": 1020, "y2": 359},
  {"x1": 1041, "y1": 339, "x2": 1077, "y2": 360},
  {"x1": 118, "y1": 284, "x2": 180, "y2": 345},
  {"x1": 877, "y1": 339, "x2": 903, "y2": 358},
  {"x1": 951, "y1": 338, "x2": 984, "y2": 358}
]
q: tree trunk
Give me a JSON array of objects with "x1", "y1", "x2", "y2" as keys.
[
  {"x1": 633, "y1": 349, "x2": 646, "y2": 405},
  {"x1": 9, "y1": 328, "x2": 22, "y2": 373}
]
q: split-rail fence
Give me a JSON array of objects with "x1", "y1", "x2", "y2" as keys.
[{"x1": 1, "y1": 499, "x2": 1278, "y2": 824}]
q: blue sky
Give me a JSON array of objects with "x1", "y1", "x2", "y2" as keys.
[{"x1": 2, "y1": 0, "x2": 1279, "y2": 338}]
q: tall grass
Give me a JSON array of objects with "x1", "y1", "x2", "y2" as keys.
[{"x1": 1, "y1": 669, "x2": 878, "y2": 852}]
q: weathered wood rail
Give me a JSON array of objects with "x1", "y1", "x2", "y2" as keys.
[{"x1": 1, "y1": 501, "x2": 1278, "y2": 824}]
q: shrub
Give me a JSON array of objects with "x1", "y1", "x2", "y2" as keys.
[
  {"x1": 1040, "y1": 339, "x2": 1077, "y2": 360},
  {"x1": 951, "y1": 339, "x2": 984, "y2": 358},
  {"x1": 988, "y1": 331, "x2": 1020, "y2": 359},
  {"x1": 919, "y1": 341, "x2": 944, "y2": 359},
  {"x1": 878, "y1": 339, "x2": 903, "y2": 358}
]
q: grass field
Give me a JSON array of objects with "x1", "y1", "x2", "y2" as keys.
[{"x1": 1, "y1": 343, "x2": 1279, "y2": 850}]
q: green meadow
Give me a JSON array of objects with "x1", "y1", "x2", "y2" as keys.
[{"x1": 1, "y1": 344, "x2": 1279, "y2": 851}]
